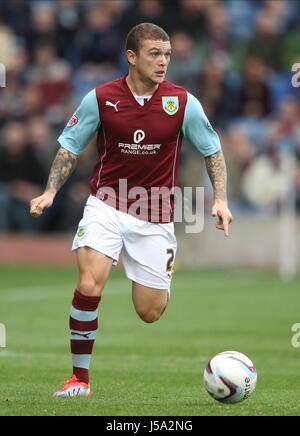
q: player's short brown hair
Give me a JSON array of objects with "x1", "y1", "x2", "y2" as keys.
[{"x1": 125, "y1": 23, "x2": 170, "y2": 54}]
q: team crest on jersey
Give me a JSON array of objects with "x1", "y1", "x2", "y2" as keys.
[
  {"x1": 67, "y1": 113, "x2": 78, "y2": 128},
  {"x1": 162, "y1": 96, "x2": 179, "y2": 115}
]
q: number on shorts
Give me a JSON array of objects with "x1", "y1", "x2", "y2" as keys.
[{"x1": 166, "y1": 248, "x2": 175, "y2": 273}]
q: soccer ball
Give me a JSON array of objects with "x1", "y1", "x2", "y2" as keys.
[{"x1": 203, "y1": 351, "x2": 257, "y2": 404}]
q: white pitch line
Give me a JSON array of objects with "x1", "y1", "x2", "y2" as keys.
[
  {"x1": 0, "y1": 350, "x2": 209, "y2": 364},
  {"x1": 0, "y1": 276, "x2": 253, "y2": 303},
  {"x1": 0, "y1": 350, "x2": 66, "y2": 359},
  {"x1": 0, "y1": 279, "x2": 129, "y2": 303}
]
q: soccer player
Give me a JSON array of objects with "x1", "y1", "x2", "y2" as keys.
[{"x1": 30, "y1": 23, "x2": 233, "y2": 397}]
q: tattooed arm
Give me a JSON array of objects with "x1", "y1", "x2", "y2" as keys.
[
  {"x1": 205, "y1": 150, "x2": 228, "y2": 202},
  {"x1": 30, "y1": 147, "x2": 78, "y2": 217},
  {"x1": 205, "y1": 150, "x2": 233, "y2": 237}
]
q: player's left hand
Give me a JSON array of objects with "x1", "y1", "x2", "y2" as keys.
[{"x1": 211, "y1": 201, "x2": 233, "y2": 237}]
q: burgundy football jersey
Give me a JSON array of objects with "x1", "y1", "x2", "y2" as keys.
[
  {"x1": 59, "y1": 76, "x2": 222, "y2": 223},
  {"x1": 90, "y1": 77, "x2": 187, "y2": 223}
]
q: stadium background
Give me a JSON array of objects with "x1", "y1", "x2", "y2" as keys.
[{"x1": 0, "y1": 0, "x2": 300, "y2": 417}]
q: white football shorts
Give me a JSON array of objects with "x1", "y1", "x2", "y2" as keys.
[{"x1": 72, "y1": 195, "x2": 177, "y2": 291}]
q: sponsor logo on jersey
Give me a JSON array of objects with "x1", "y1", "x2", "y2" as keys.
[
  {"x1": 118, "y1": 130, "x2": 161, "y2": 155},
  {"x1": 133, "y1": 130, "x2": 145, "y2": 143},
  {"x1": 162, "y1": 96, "x2": 179, "y2": 115},
  {"x1": 118, "y1": 143, "x2": 161, "y2": 153},
  {"x1": 106, "y1": 100, "x2": 120, "y2": 112},
  {"x1": 67, "y1": 113, "x2": 78, "y2": 127}
]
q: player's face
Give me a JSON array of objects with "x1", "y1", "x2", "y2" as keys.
[{"x1": 134, "y1": 40, "x2": 172, "y2": 84}]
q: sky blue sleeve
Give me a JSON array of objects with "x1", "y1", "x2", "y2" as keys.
[
  {"x1": 181, "y1": 92, "x2": 221, "y2": 157},
  {"x1": 58, "y1": 89, "x2": 100, "y2": 155}
]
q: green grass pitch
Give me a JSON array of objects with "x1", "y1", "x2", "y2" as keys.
[{"x1": 0, "y1": 265, "x2": 300, "y2": 416}]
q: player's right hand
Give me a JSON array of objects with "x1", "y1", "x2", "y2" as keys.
[
  {"x1": 30, "y1": 191, "x2": 55, "y2": 218},
  {"x1": 211, "y1": 200, "x2": 233, "y2": 237}
]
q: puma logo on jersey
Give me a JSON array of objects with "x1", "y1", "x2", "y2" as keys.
[{"x1": 106, "y1": 100, "x2": 120, "y2": 112}]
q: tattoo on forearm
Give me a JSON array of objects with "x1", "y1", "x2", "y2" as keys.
[
  {"x1": 46, "y1": 148, "x2": 78, "y2": 194},
  {"x1": 205, "y1": 151, "x2": 227, "y2": 202}
]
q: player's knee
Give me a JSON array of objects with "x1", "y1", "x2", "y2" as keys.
[
  {"x1": 138, "y1": 310, "x2": 160, "y2": 323},
  {"x1": 138, "y1": 306, "x2": 166, "y2": 324},
  {"x1": 77, "y1": 276, "x2": 104, "y2": 297}
]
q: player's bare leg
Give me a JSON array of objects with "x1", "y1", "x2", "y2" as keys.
[
  {"x1": 53, "y1": 247, "x2": 113, "y2": 397},
  {"x1": 76, "y1": 247, "x2": 113, "y2": 297},
  {"x1": 132, "y1": 282, "x2": 169, "y2": 323}
]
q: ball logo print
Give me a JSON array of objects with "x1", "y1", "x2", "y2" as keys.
[
  {"x1": 133, "y1": 130, "x2": 145, "y2": 144},
  {"x1": 203, "y1": 351, "x2": 257, "y2": 404},
  {"x1": 0, "y1": 324, "x2": 6, "y2": 348}
]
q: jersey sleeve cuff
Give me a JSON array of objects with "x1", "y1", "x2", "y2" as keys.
[
  {"x1": 202, "y1": 145, "x2": 221, "y2": 158},
  {"x1": 58, "y1": 136, "x2": 81, "y2": 156}
]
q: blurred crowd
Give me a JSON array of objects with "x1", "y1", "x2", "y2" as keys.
[{"x1": 0, "y1": 0, "x2": 300, "y2": 233}]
